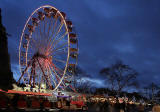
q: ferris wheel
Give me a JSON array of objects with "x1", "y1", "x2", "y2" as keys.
[{"x1": 17, "y1": 5, "x2": 78, "y2": 92}]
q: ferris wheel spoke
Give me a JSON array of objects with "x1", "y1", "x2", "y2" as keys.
[
  {"x1": 54, "y1": 65, "x2": 65, "y2": 75},
  {"x1": 51, "y1": 50, "x2": 68, "y2": 57},
  {"x1": 50, "y1": 66, "x2": 61, "y2": 81},
  {"x1": 48, "y1": 17, "x2": 58, "y2": 44},
  {"x1": 49, "y1": 62, "x2": 62, "y2": 77},
  {"x1": 52, "y1": 57, "x2": 66, "y2": 64},
  {"x1": 55, "y1": 47, "x2": 68, "y2": 52},
  {"x1": 29, "y1": 38, "x2": 38, "y2": 49},
  {"x1": 49, "y1": 65, "x2": 60, "y2": 83},
  {"x1": 45, "y1": 64, "x2": 52, "y2": 87},
  {"x1": 35, "y1": 25, "x2": 39, "y2": 40},
  {"x1": 50, "y1": 41, "x2": 68, "y2": 54},
  {"x1": 36, "y1": 66, "x2": 40, "y2": 88},
  {"x1": 18, "y1": 60, "x2": 32, "y2": 84},
  {"x1": 39, "y1": 76, "x2": 44, "y2": 88},
  {"x1": 51, "y1": 46, "x2": 68, "y2": 56},
  {"x1": 54, "y1": 63, "x2": 71, "y2": 78},
  {"x1": 48, "y1": 62, "x2": 65, "y2": 86},
  {"x1": 39, "y1": 21, "x2": 46, "y2": 46},
  {"x1": 52, "y1": 22, "x2": 64, "y2": 42},
  {"x1": 51, "y1": 62, "x2": 67, "y2": 77},
  {"x1": 33, "y1": 25, "x2": 41, "y2": 48},
  {"x1": 36, "y1": 58, "x2": 52, "y2": 89},
  {"x1": 43, "y1": 18, "x2": 48, "y2": 38},
  {"x1": 49, "y1": 32, "x2": 68, "y2": 52},
  {"x1": 53, "y1": 63, "x2": 72, "y2": 83},
  {"x1": 47, "y1": 16, "x2": 53, "y2": 38},
  {"x1": 55, "y1": 21, "x2": 64, "y2": 36},
  {"x1": 49, "y1": 61, "x2": 64, "y2": 78},
  {"x1": 39, "y1": 21, "x2": 43, "y2": 39},
  {"x1": 48, "y1": 64, "x2": 57, "y2": 87},
  {"x1": 48, "y1": 21, "x2": 65, "y2": 50}
]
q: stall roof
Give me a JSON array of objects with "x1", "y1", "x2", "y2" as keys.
[
  {"x1": 92, "y1": 95, "x2": 106, "y2": 98},
  {"x1": 7, "y1": 90, "x2": 52, "y2": 96}
]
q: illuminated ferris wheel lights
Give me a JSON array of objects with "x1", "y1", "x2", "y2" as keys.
[
  {"x1": 23, "y1": 43, "x2": 27, "y2": 49},
  {"x1": 18, "y1": 5, "x2": 78, "y2": 92},
  {"x1": 37, "y1": 11, "x2": 45, "y2": 21},
  {"x1": 70, "y1": 38, "x2": 77, "y2": 44},
  {"x1": 60, "y1": 12, "x2": 66, "y2": 19},
  {"x1": 27, "y1": 24, "x2": 34, "y2": 32},
  {"x1": 32, "y1": 17, "x2": 39, "y2": 26},
  {"x1": 69, "y1": 33, "x2": 76, "y2": 38},
  {"x1": 70, "y1": 48, "x2": 78, "y2": 52},
  {"x1": 24, "y1": 34, "x2": 30, "y2": 40},
  {"x1": 43, "y1": 7, "x2": 50, "y2": 13},
  {"x1": 66, "y1": 21, "x2": 72, "y2": 27},
  {"x1": 44, "y1": 8, "x2": 52, "y2": 18},
  {"x1": 70, "y1": 53, "x2": 78, "y2": 59}
]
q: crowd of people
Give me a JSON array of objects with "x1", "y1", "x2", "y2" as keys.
[
  {"x1": 87, "y1": 101, "x2": 144, "y2": 112},
  {"x1": 0, "y1": 92, "x2": 58, "y2": 112},
  {"x1": 1, "y1": 91, "x2": 160, "y2": 112},
  {"x1": 86, "y1": 99, "x2": 160, "y2": 112}
]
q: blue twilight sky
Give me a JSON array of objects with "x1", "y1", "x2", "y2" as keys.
[{"x1": 1, "y1": 0, "x2": 160, "y2": 88}]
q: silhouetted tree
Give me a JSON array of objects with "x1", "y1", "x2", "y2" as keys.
[
  {"x1": 94, "y1": 88, "x2": 113, "y2": 95},
  {"x1": 145, "y1": 82, "x2": 159, "y2": 101},
  {"x1": 100, "y1": 67, "x2": 117, "y2": 91},
  {"x1": 72, "y1": 66, "x2": 92, "y2": 93},
  {"x1": 143, "y1": 86, "x2": 150, "y2": 99},
  {"x1": 100, "y1": 60, "x2": 139, "y2": 94},
  {"x1": 75, "y1": 79, "x2": 92, "y2": 93}
]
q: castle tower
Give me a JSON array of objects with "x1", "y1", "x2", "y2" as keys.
[{"x1": 0, "y1": 8, "x2": 14, "y2": 90}]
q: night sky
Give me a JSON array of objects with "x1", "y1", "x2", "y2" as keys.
[{"x1": 1, "y1": 0, "x2": 160, "y2": 89}]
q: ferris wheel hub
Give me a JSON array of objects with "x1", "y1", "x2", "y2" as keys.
[{"x1": 33, "y1": 52, "x2": 48, "y2": 59}]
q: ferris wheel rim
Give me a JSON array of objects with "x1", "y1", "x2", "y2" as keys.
[{"x1": 19, "y1": 5, "x2": 71, "y2": 91}]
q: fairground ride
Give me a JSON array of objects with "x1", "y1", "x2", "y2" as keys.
[{"x1": 17, "y1": 5, "x2": 78, "y2": 93}]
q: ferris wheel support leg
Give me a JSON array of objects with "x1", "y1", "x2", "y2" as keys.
[
  {"x1": 36, "y1": 58, "x2": 52, "y2": 90},
  {"x1": 69, "y1": 85, "x2": 77, "y2": 93},
  {"x1": 17, "y1": 65, "x2": 29, "y2": 85},
  {"x1": 30, "y1": 65, "x2": 33, "y2": 86},
  {"x1": 33, "y1": 60, "x2": 36, "y2": 87},
  {"x1": 29, "y1": 74, "x2": 32, "y2": 86},
  {"x1": 33, "y1": 67, "x2": 36, "y2": 87},
  {"x1": 29, "y1": 59, "x2": 35, "y2": 86},
  {"x1": 49, "y1": 62, "x2": 66, "y2": 87}
]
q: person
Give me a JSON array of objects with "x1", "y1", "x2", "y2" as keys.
[
  {"x1": 66, "y1": 98, "x2": 70, "y2": 109},
  {"x1": 108, "y1": 103, "x2": 115, "y2": 112},
  {"x1": 119, "y1": 102, "x2": 125, "y2": 112},
  {"x1": 11, "y1": 94, "x2": 19, "y2": 111},
  {"x1": 57, "y1": 99, "x2": 62, "y2": 109},
  {"x1": 103, "y1": 100, "x2": 109, "y2": 111},
  {"x1": 152, "y1": 103, "x2": 160, "y2": 112},
  {"x1": 137, "y1": 103, "x2": 144, "y2": 112},
  {"x1": 115, "y1": 102, "x2": 120, "y2": 112}
]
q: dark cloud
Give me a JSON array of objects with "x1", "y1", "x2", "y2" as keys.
[{"x1": 1, "y1": 0, "x2": 160, "y2": 87}]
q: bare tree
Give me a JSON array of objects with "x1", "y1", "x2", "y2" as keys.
[
  {"x1": 75, "y1": 79, "x2": 92, "y2": 93},
  {"x1": 72, "y1": 66, "x2": 92, "y2": 93},
  {"x1": 143, "y1": 86, "x2": 150, "y2": 99},
  {"x1": 146, "y1": 82, "x2": 159, "y2": 101},
  {"x1": 100, "y1": 68, "x2": 117, "y2": 91},
  {"x1": 100, "y1": 60, "x2": 139, "y2": 94}
]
